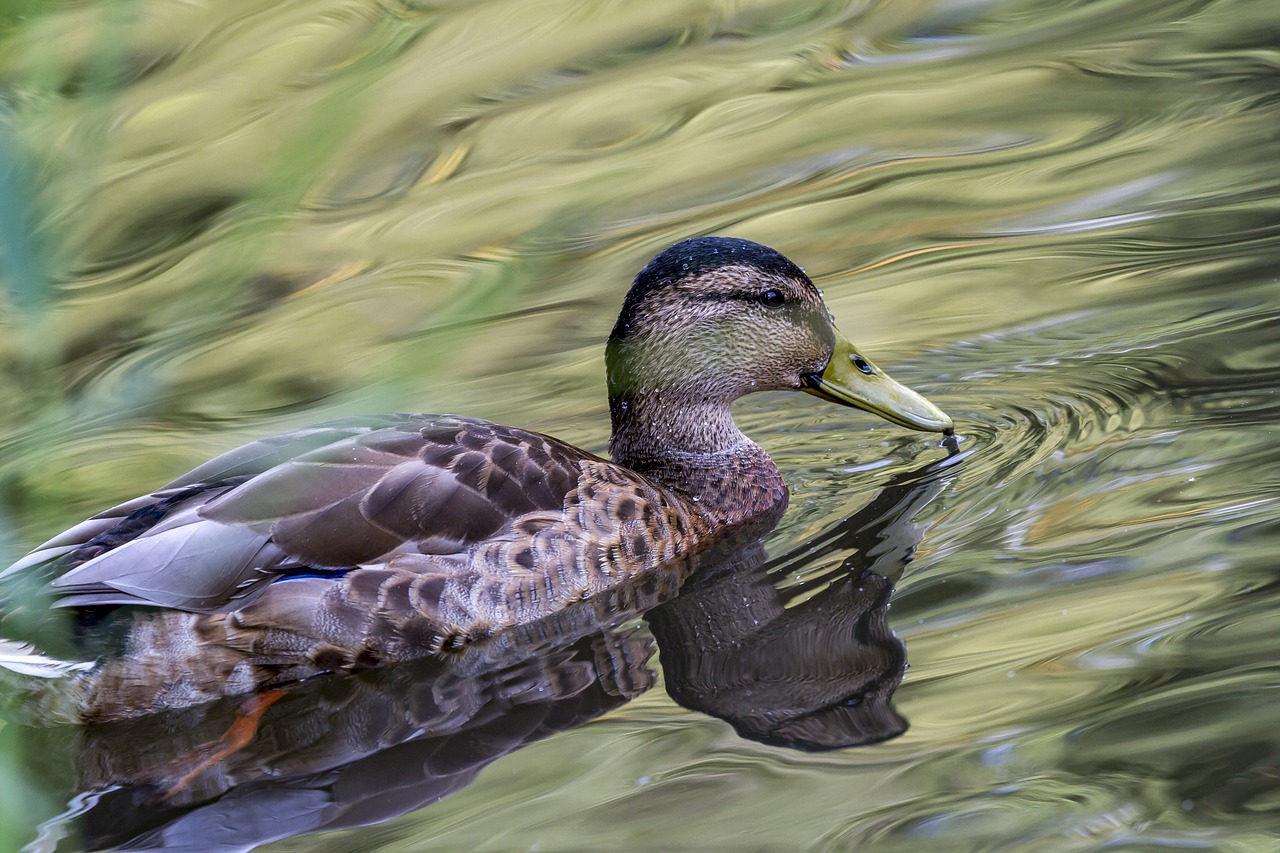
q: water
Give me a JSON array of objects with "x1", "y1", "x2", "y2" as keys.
[{"x1": 1, "y1": 0, "x2": 1278, "y2": 849}]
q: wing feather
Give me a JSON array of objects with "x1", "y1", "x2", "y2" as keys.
[
  {"x1": 50, "y1": 522, "x2": 285, "y2": 611},
  {"x1": 5, "y1": 415, "x2": 597, "y2": 615}
]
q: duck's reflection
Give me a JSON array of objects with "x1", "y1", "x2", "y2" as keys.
[
  {"x1": 74, "y1": 621, "x2": 658, "y2": 850},
  {"x1": 35, "y1": 455, "x2": 959, "y2": 851},
  {"x1": 650, "y1": 563, "x2": 906, "y2": 751},
  {"x1": 650, "y1": 453, "x2": 954, "y2": 750}
]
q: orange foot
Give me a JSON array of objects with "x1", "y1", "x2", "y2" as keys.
[{"x1": 161, "y1": 688, "x2": 289, "y2": 801}]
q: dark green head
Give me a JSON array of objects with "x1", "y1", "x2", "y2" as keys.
[{"x1": 606, "y1": 236, "x2": 952, "y2": 432}]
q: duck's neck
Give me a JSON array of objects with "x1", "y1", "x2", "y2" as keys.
[{"x1": 608, "y1": 389, "x2": 788, "y2": 526}]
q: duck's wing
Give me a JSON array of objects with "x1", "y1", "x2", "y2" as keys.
[
  {"x1": 9, "y1": 415, "x2": 590, "y2": 613},
  {"x1": 0, "y1": 416, "x2": 401, "y2": 582}
]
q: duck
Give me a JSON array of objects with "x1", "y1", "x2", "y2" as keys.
[{"x1": 0, "y1": 236, "x2": 951, "y2": 719}]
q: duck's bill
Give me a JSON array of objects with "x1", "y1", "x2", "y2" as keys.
[{"x1": 802, "y1": 330, "x2": 953, "y2": 433}]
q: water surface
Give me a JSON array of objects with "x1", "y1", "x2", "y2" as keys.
[{"x1": 1, "y1": 0, "x2": 1278, "y2": 849}]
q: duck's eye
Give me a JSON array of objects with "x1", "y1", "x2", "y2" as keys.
[
  {"x1": 759, "y1": 289, "x2": 786, "y2": 308},
  {"x1": 851, "y1": 354, "x2": 875, "y2": 375}
]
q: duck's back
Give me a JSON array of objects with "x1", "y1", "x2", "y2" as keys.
[
  {"x1": 1, "y1": 414, "x2": 718, "y2": 717},
  {"x1": 9, "y1": 415, "x2": 588, "y2": 613}
]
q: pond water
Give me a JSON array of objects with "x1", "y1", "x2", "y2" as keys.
[{"x1": 1, "y1": 0, "x2": 1278, "y2": 849}]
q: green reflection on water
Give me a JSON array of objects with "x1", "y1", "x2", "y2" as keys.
[{"x1": 1, "y1": 0, "x2": 1279, "y2": 849}]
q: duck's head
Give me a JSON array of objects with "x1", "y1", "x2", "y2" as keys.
[{"x1": 606, "y1": 236, "x2": 952, "y2": 433}]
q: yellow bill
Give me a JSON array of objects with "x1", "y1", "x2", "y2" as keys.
[{"x1": 803, "y1": 329, "x2": 953, "y2": 433}]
